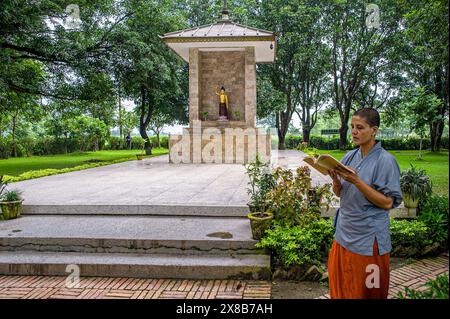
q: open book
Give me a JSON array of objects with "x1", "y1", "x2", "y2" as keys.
[{"x1": 303, "y1": 154, "x2": 355, "y2": 176}]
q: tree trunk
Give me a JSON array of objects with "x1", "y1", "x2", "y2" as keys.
[
  {"x1": 64, "y1": 132, "x2": 68, "y2": 154},
  {"x1": 302, "y1": 127, "x2": 311, "y2": 143},
  {"x1": 157, "y1": 132, "x2": 161, "y2": 148},
  {"x1": 276, "y1": 111, "x2": 289, "y2": 150},
  {"x1": 418, "y1": 136, "x2": 423, "y2": 160},
  {"x1": 430, "y1": 119, "x2": 444, "y2": 152},
  {"x1": 339, "y1": 122, "x2": 349, "y2": 150},
  {"x1": 11, "y1": 114, "x2": 17, "y2": 157},
  {"x1": 139, "y1": 86, "x2": 153, "y2": 155},
  {"x1": 118, "y1": 81, "x2": 123, "y2": 149}
]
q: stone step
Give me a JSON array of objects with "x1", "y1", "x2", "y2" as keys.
[
  {"x1": 0, "y1": 215, "x2": 262, "y2": 255},
  {"x1": 22, "y1": 204, "x2": 250, "y2": 217},
  {"x1": 0, "y1": 251, "x2": 271, "y2": 280}
]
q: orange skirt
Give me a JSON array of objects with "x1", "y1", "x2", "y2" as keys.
[{"x1": 328, "y1": 239, "x2": 390, "y2": 299}]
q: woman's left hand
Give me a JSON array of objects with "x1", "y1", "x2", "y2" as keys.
[{"x1": 335, "y1": 166, "x2": 361, "y2": 185}]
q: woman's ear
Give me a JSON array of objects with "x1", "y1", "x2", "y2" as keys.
[{"x1": 372, "y1": 126, "x2": 378, "y2": 137}]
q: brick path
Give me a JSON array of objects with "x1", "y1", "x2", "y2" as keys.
[
  {"x1": 0, "y1": 253, "x2": 447, "y2": 299},
  {"x1": 318, "y1": 252, "x2": 449, "y2": 299},
  {"x1": 0, "y1": 278, "x2": 271, "y2": 299}
]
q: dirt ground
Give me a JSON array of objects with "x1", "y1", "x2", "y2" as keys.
[{"x1": 270, "y1": 257, "x2": 411, "y2": 299}]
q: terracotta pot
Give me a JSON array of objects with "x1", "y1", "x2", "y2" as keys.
[
  {"x1": 403, "y1": 194, "x2": 419, "y2": 208},
  {"x1": 247, "y1": 212, "x2": 274, "y2": 240},
  {"x1": 0, "y1": 200, "x2": 23, "y2": 220}
]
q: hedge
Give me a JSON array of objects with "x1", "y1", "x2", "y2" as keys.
[
  {"x1": 0, "y1": 135, "x2": 169, "y2": 159},
  {"x1": 285, "y1": 135, "x2": 449, "y2": 150}
]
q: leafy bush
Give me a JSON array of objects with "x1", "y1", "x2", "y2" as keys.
[
  {"x1": 284, "y1": 135, "x2": 448, "y2": 150},
  {"x1": 244, "y1": 156, "x2": 276, "y2": 212},
  {"x1": 0, "y1": 138, "x2": 13, "y2": 159},
  {"x1": 418, "y1": 194, "x2": 449, "y2": 244},
  {"x1": 398, "y1": 274, "x2": 449, "y2": 299},
  {"x1": 400, "y1": 164, "x2": 432, "y2": 203},
  {"x1": 267, "y1": 166, "x2": 334, "y2": 226},
  {"x1": 390, "y1": 219, "x2": 431, "y2": 248},
  {"x1": 0, "y1": 189, "x2": 23, "y2": 202},
  {"x1": 257, "y1": 219, "x2": 334, "y2": 268}
]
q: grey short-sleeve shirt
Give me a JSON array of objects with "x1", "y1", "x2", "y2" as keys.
[{"x1": 333, "y1": 141, "x2": 403, "y2": 256}]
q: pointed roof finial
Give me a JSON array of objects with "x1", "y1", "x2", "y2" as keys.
[{"x1": 221, "y1": 0, "x2": 230, "y2": 21}]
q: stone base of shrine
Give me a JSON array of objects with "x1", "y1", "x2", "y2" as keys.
[{"x1": 168, "y1": 126, "x2": 272, "y2": 164}]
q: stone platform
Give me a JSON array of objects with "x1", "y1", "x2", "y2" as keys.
[{"x1": 11, "y1": 150, "x2": 328, "y2": 217}]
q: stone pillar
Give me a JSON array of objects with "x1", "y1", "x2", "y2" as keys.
[
  {"x1": 189, "y1": 48, "x2": 200, "y2": 127},
  {"x1": 244, "y1": 47, "x2": 256, "y2": 128}
]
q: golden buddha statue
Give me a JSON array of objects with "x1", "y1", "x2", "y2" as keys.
[{"x1": 216, "y1": 86, "x2": 229, "y2": 121}]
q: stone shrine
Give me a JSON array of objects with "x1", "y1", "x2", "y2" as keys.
[{"x1": 162, "y1": 1, "x2": 276, "y2": 163}]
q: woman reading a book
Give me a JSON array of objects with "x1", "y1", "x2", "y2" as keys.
[{"x1": 327, "y1": 108, "x2": 403, "y2": 299}]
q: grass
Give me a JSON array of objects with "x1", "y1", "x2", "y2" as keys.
[
  {"x1": 315, "y1": 149, "x2": 449, "y2": 196},
  {"x1": 0, "y1": 148, "x2": 168, "y2": 177}
]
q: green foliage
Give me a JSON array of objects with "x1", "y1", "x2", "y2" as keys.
[
  {"x1": 398, "y1": 275, "x2": 449, "y2": 299},
  {"x1": 417, "y1": 194, "x2": 449, "y2": 244},
  {"x1": 244, "y1": 156, "x2": 276, "y2": 212},
  {"x1": 256, "y1": 219, "x2": 334, "y2": 268},
  {"x1": 285, "y1": 135, "x2": 449, "y2": 151},
  {"x1": 400, "y1": 164, "x2": 433, "y2": 202},
  {"x1": 0, "y1": 189, "x2": 22, "y2": 202},
  {"x1": 266, "y1": 166, "x2": 334, "y2": 226},
  {"x1": 390, "y1": 219, "x2": 431, "y2": 248}
]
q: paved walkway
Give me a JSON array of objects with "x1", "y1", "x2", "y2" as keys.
[
  {"x1": 0, "y1": 254, "x2": 447, "y2": 299},
  {"x1": 10, "y1": 150, "x2": 329, "y2": 208}
]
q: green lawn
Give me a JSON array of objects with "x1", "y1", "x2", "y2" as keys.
[
  {"x1": 316, "y1": 150, "x2": 449, "y2": 196},
  {"x1": 0, "y1": 148, "x2": 169, "y2": 177}
]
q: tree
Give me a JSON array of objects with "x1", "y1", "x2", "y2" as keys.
[
  {"x1": 401, "y1": 0, "x2": 449, "y2": 151},
  {"x1": 254, "y1": 0, "x2": 332, "y2": 149},
  {"x1": 0, "y1": 0, "x2": 120, "y2": 101},
  {"x1": 323, "y1": 0, "x2": 405, "y2": 149},
  {"x1": 387, "y1": 87, "x2": 444, "y2": 159},
  {"x1": 149, "y1": 111, "x2": 175, "y2": 148},
  {"x1": 109, "y1": 0, "x2": 187, "y2": 155},
  {"x1": 66, "y1": 116, "x2": 109, "y2": 152},
  {"x1": 0, "y1": 90, "x2": 42, "y2": 157},
  {"x1": 119, "y1": 109, "x2": 139, "y2": 142}
]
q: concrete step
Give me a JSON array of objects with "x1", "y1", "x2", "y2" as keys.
[
  {"x1": 0, "y1": 215, "x2": 262, "y2": 255},
  {"x1": 0, "y1": 251, "x2": 271, "y2": 279},
  {"x1": 22, "y1": 204, "x2": 250, "y2": 217}
]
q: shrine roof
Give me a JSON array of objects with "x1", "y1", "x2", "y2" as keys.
[
  {"x1": 161, "y1": 20, "x2": 276, "y2": 63},
  {"x1": 162, "y1": 20, "x2": 275, "y2": 40}
]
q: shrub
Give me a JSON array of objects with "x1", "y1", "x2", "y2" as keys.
[
  {"x1": 244, "y1": 156, "x2": 276, "y2": 212},
  {"x1": 390, "y1": 219, "x2": 431, "y2": 248},
  {"x1": 398, "y1": 274, "x2": 449, "y2": 299},
  {"x1": 284, "y1": 135, "x2": 448, "y2": 150},
  {"x1": 400, "y1": 164, "x2": 432, "y2": 205},
  {"x1": 418, "y1": 194, "x2": 449, "y2": 244},
  {"x1": 257, "y1": 219, "x2": 334, "y2": 268},
  {"x1": 266, "y1": 166, "x2": 335, "y2": 226},
  {"x1": 0, "y1": 138, "x2": 13, "y2": 159},
  {"x1": 0, "y1": 189, "x2": 23, "y2": 202}
]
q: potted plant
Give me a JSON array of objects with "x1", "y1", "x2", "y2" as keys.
[
  {"x1": 0, "y1": 176, "x2": 23, "y2": 220},
  {"x1": 201, "y1": 111, "x2": 209, "y2": 121},
  {"x1": 245, "y1": 156, "x2": 276, "y2": 240},
  {"x1": 233, "y1": 111, "x2": 241, "y2": 121},
  {"x1": 400, "y1": 164, "x2": 432, "y2": 208},
  {"x1": 136, "y1": 138, "x2": 146, "y2": 160}
]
